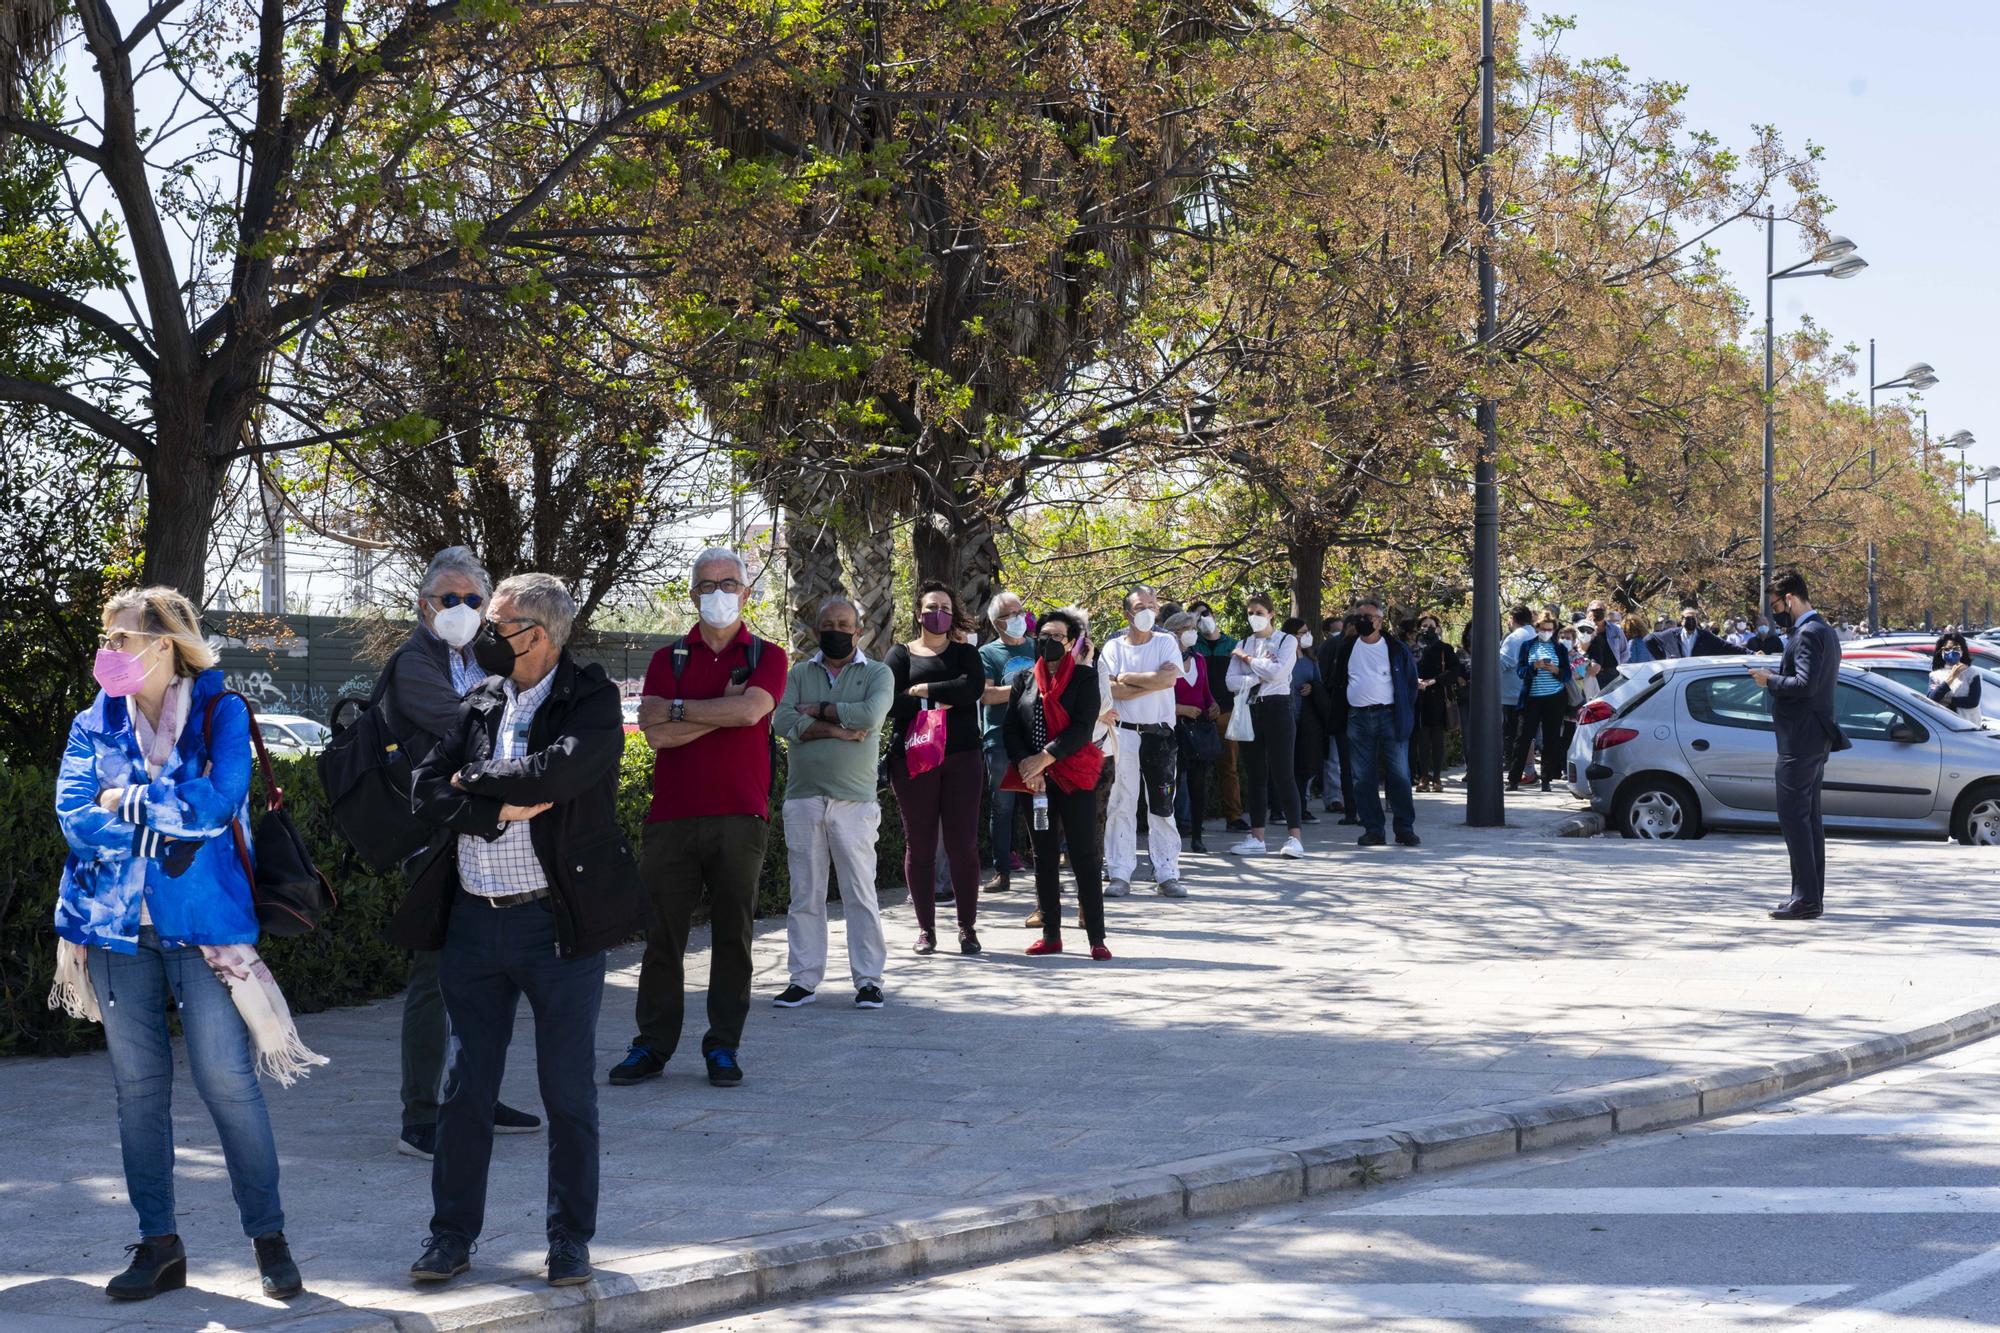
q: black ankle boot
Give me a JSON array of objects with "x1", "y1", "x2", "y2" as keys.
[
  {"x1": 107, "y1": 1234, "x2": 186, "y2": 1301},
  {"x1": 254, "y1": 1232, "x2": 304, "y2": 1299}
]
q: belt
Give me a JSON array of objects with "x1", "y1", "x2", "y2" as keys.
[
  {"x1": 1351, "y1": 704, "x2": 1392, "y2": 712},
  {"x1": 1117, "y1": 721, "x2": 1173, "y2": 733},
  {"x1": 462, "y1": 887, "x2": 550, "y2": 909}
]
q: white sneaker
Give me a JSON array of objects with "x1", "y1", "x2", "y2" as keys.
[
  {"x1": 1279, "y1": 837, "x2": 1305, "y2": 859},
  {"x1": 1228, "y1": 836, "x2": 1267, "y2": 856},
  {"x1": 1104, "y1": 878, "x2": 1132, "y2": 897}
]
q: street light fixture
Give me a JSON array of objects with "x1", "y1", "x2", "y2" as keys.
[
  {"x1": 1866, "y1": 341, "x2": 1939, "y2": 632},
  {"x1": 1763, "y1": 210, "x2": 1867, "y2": 625},
  {"x1": 1950, "y1": 433, "x2": 1979, "y2": 515}
]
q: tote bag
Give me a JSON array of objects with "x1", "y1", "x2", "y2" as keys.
[
  {"x1": 904, "y1": 703, "x2": 949, "y2": 777},
  {"x1": 205, "y1": 691, "x2": 338, "y2": 937},
  {"x1": 1224, "y1": 698, "x2": 1255, "y2": 743}
]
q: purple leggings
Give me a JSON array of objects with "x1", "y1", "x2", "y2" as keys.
[{"x1": 891, "y1": 748, "x2": 983, "y2": 934}]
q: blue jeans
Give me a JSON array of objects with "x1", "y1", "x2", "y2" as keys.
[
  {"x1": 434, "y1": 892, "x2": 606, "y2": 1245},
  {"x1": 88, "y1": 928, "x2": 284, "y2": 1239},
  {"x1": 1347, "y1": 707, "x2": 1416, "y2": 837},
  {"x1": 985, "y1": 746, "x2": 1019, "y2": 870}
]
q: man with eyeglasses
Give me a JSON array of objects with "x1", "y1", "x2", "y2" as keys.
[
  {"x1": 615, "y1": 547, "x2": 786, "y2": 1090},
  {"x1": 379, "y1": 547, "x2": 542, "y2": 1160}
]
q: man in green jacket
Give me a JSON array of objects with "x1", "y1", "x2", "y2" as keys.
[{"x1": 770, "y1": 595, "x2": 896, "y2": 1009}]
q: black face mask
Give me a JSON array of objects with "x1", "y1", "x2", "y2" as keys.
[
  {"x1": 1682, "y1": 616, "x2": 1700, "y2": 632},
  {"x1": 818, "y1": 629, "x2": 855, "y2": 661},
  {"x1": 1352, "y1": 615, "x2": 1377, "y2": 638},
  {"x1": 1038, "y1": 636, "x2": 1069, "y2": 664},
  {"x1": 1420, "y1": 625, "x2": 1439, "y2": 641},
  {"x1": 1770, "y1": 606, "x2": 1795, "y2": 630},
  {"x1": 473, "y1": 621, "x2": 533, "y2": 678}
]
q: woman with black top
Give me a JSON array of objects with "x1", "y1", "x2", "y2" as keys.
[
  {"x1": 1411, "y1": 613, "x2": 1461, "y2": 792},
  {"x1": 885, "y1": 580, "x2": 987, "y2": 954},
  {"x1": 1004, "y1": 609, "x2": 1112, "y2": 959}
]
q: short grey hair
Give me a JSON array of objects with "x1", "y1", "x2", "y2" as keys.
[
  {"x1": 494, "y1": 573, "x2": 576, "y2": 649},
  {"x1": 817, "y1": 593, "x2": 859, "y2": 621},
  {"x1": 418, "y1": 546, "x2": 491, "y2": 604},
  {"x1": 986, "y1": 590, "x2": 1022, "y2": 623},
  {"x1": 1122, "y1": 585, "x2": 1158, "y2": 613},
  {"x1": 691, "y1": 546, "x2": 750, "y2": 586},
  {"x1": 1162, "y1": 610, "x2": 1198, "y2": 633}
]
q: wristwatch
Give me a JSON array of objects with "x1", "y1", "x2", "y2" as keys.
[{"x1": 671, "y1": 698, "x2": 685, "y2": 723}]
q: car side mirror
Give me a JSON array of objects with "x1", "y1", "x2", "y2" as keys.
[{"x1": 1888, "y1": 721, "x2": 1923, "y2": 743}]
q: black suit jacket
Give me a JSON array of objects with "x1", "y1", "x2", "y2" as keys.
[
  {"x1": 1766, "y1": 613, "x2": 1851, "y2": 757},
  {"x1": 1647, "y1": 626, "x2": 1744, "y2": 659}
]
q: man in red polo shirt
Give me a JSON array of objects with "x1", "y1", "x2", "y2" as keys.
[{"x1": 611, "y1": 548, "x2": 787, "y2": 1089}]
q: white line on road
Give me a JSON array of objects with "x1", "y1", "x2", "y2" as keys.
[
  {"x1": 1726, "y1": 1112, "x2": 2000, "y2": 1137},
  {"x1": 1345, "y1": 1187, "x2": 2000, "y2": 1216},
  {"x1": 1792, "y1": 1244, "x2": 2000, "y2": 1331},
  {"x1": 812, "y1": 1282, "x2": 1851, "y2": 1322}
]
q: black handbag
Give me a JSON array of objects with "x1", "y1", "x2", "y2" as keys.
[
  {"x1": 206, "y1": 691, "x2": 338, "y2": 937},
  {"x1": 316, "y1": 653, "x2": 436, "y2": 871},
  {"x1": 1179, "y1": 715, "x2": 1223, "y2": 765}
]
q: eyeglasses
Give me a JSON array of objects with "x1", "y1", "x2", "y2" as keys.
[
  {"x1": 427, "y1": 592, "x2": 484, "y2": 610},
  {"x1": 694, "y1": 579, "x2": 744, "y2": 596},
  {"x1": 97, "y1": 630, "x2": 160, "y2": 652}
]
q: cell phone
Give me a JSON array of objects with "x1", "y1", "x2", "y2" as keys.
[{"x1": 729, "y1": 666, "x2": 753, "y2": 686}]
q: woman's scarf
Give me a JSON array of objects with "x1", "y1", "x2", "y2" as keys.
[
  {"x1": 1003, "y1": 652, "x2": 1103, "y2": 795},
  {"x1": 51, "y1": 938, "x2": 328, "y2": 1087}
]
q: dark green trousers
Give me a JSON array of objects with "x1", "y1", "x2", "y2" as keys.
[{"x1": 632, "y1": 815, "x2": 769, "y2": 1058}]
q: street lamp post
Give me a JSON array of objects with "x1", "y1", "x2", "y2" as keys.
[
  {"x1": 1921, "y1": 409, "x2": 1931, "y2": 631},
  {"x1": 1866, "y1": 342, "x2": 1938, "y2": 633},
  {"x1": 1763, "y1": 214, "x2": 1867, "y2": 623},
  {"x1": 1466, "y1": 0, "x2": 1503, "y2": 827}
]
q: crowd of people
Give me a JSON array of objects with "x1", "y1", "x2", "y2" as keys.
[{"x1": 55, "y1": 545, "x2": 1970, "y2": 1300}]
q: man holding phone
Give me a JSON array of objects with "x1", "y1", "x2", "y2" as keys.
[
  {"x1": 614, "y1": 548, "x2": 786, "y2": 1089},
  {"x1": 1748, "y1": 568, "x2": 1849, "y2": 921}
]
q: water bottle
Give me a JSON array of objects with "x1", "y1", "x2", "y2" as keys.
[{"x1": 1032, "y1": 790, "x2": 1049, "y2": 831}]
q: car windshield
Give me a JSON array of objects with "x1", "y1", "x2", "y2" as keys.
[{"x1": 292, "y1": 720, "x2": 330, "y2": 745}]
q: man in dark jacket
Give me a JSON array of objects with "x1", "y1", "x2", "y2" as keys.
[
  {"x1": 1318, "y1": 615, "x2": 1357, "y2": 819},
  {"x1": 1646, "y1": 604, "x2": 1745, "y2": 659},
  {"x1": 1326, "y1": 597, "x2": 1421, "y2": 846},
  {"x1": 1750, "y1": 568, "x2": 1850, "y2": 921},
  {"x1": 382, "y1": 547, "x2": 539, "y2": 1159},
  {"x1": 393, "y1": 573, "x2": 644, "y2": 1291}
]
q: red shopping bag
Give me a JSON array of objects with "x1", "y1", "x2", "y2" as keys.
[{"x1": 904, "y1": 704, "x2": 948, "y2": 777}]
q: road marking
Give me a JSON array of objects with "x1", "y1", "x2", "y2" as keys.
[
  {"x1": 1727, "y1": 1111, "x2": 2000, "y2": 1137},
  {"x1": 1345, "y1": 1187, "x2": 2000, "y2": 1216},
  {"x1": 817, "y1": 1281, "x2": 1850, "y2": 1322},
  {"x1": 1792, "y1": 1244, "x2": 2000, "y2": 1331}
]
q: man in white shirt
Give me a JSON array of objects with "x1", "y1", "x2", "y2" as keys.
[
  {"x1": 1099, "y1": 586, "x2": 1197, "y2": 897},
  {"x1": 1328, "y1": 596, "x2": 1419, "y2": 846}
]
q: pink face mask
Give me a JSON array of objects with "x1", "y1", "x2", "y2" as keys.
[
  {"x1": 93, "y1": 647, "x2": 154, "y2": 697},
  {"x1": 920, "y1": 608, "x2": 955, "y2": 635}
]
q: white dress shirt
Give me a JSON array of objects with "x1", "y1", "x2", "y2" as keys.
[{"x1": 457, "y1": 670, "x2": 555, "y2": 898}]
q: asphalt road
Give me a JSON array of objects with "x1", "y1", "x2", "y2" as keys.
[{"x1": 680, "y1": 1036, "x2": 2000, "y2": 1331}]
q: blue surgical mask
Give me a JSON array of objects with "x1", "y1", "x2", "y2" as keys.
[{"x1": 1945, "y1": 650, "x2": 1962, "y2": 665}]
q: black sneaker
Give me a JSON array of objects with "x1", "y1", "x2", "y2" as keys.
[
  {"x1": 493, "y1": 1102, "x2": 541, "y2": 1134},
  {"x1": 1299, "y1": 810, "x2": 1319, "y2": 824},
  {"x1": 106, "y1": 1234, "x2": 185, "y2": 1301},
  {"x1": 706, "y1": 1048, "x2": 744, "y2": 1086},
  {"x1": 397, "y1": 1124, "x2": 436, "y2": 1159},
  {"x1": 1323, "y1": 800, "x2": 1342, "y2": 813},
  {"x1": 1225, "y1": 817, "x2": 1251, "y2": 832},
  {"x1": 855, "y1": 984, "x2": 885, "y2": 1009},
  {"x1": 546, "y1": 1235, "x2": 592, "y2": 1287},
  {"x1": 936, "y1": 883, "x2": 956, "y2": 904},
  {"x1": 608, "y1": 1045, "x2": 666, "y2": 1086},
  {"x1": 254, "y1": 1231, "x2": 304, "y2": 1299},
  {"x1": 409, "y1": 1233, "x2": 473, "y2": 1284},
  {"x1": 772, "y1": 984, "x2": 817, "y2": 1008},
  {"x1": 1395, "y1": 829, "x2": 1422, "y2": 846},
  {"x1": 1357, "y1": 830, "x2": 1387, "y2": 847},
  {"x1": 959, "y1": 929, "x2": 983, "y2": 955}
]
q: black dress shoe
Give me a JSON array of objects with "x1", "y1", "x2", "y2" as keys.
[
  {"x1": 107, "y1": 1234, "x2": 185, "y2": 1301},
  {"x1": 1769, "y1": 898, "x2": 1824, "y2": 920},
  {"x1": 546, "y1": 1235, "x2": 592, "y2": 1287},
  {"x1": 1191, "y1": 836, "x2": 1208, "y2": 854},
  {"x1": 959, "y1": 929, "x2": 983, "y2": 955},
  {"x1": 409, "y1": 1233, "x2": 472, "y2": 1283},
  {"x1": 1357, "y1": 831, "x2": 1387, "y2": 847},
  {"x1": 254, "y1": 1232, "x2": 304, "y2": 1299}
]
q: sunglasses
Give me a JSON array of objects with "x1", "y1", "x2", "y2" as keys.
[{"x1": 429, "y1": 592, "x2": 484, "y2": 610}]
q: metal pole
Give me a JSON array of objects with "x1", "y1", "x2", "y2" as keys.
[
  {"x1": 1761, "y1": 207, "x2": 1777, "y2": 628},
  {"x1": 1465, "y1": 0, "x2": 1504, "y2": 828},
  {"x1": 1922, "y1": 411, "x2": 1932, "y2": 631},
  {"x1": 1866, "y1": 339, "x2": 1878, "y2": 634}
]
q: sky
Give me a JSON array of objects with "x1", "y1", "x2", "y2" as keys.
[{"x1": 1538, "y1": 0, "x2": 1998, "y2": 506}]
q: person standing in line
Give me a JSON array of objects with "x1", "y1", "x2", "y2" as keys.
[
  {"x1": 1507, "y1": 614, "x2": 1569, "y2": 792},
  {"x1": 1006, "y1": 610, "x2": 1114, "y2": 959},
  {"x1": 614, "y1": 548, "x2": 787, "y2": 1090},
  {"x1": 1225, "y1": 594, "x2": 1304, "y2": 858},
  {"x1": 1285, "y1": 616, "x2": 1331, "y2": 826},
  {"x1": 1411, "y1": 612, "x2": 1460, "y2": 793},
  {"x1": 1750, "y1": 569, "x2": 1850, "y2": 921},
  {"x1": 885, "y1": 580, "x2": 988, "y2": 954},
  {"x1": 1166, "y1": 609, "x2": 1219, "y2": 854},
  {"x1": 1187, "y1": 600, "x2": 1248, "y2": 831},
  {"x1": 52, "y1": 587, "x2": 311, "y2": 1302},
  {"x1": 381, "y1": 547, "x2": 542, "y2": 1160},
  {"x1": 770, "y1": 596, "x2": 895, "y2": 1011},
  {"x1": 1929, "y1": 632, "x2": 1984, "y2": 722},
  {"x1": 1498, "y1": 605, "x2": 1536, "y2": 776},
  {"x1": 1623, "y1": 611, "x2": 1656, "y2": 665},
  {"x1": 1327, "y1": 596, "x2": 1421, "y2": 847},
  {"x1": 978, "y1": 590, "x2": 1038, "y2": 894},
  {"x1": 1585, "y1": 600, "x2": 1628, "y2": 664},
  {"x1": 1316, "y1": 614, "x2": 1352, "y2": 816},
  {"x1": 399, "y1": 574, "x2": 643, "y2": 1290},
  {"x1": 1647, "y1": 604, "x2": 1743, "y2": 659},
  {"x1": 1099, "y1": 586, "x2": 1197, "y2": 897}
]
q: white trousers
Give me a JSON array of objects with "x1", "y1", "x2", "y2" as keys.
[
  {"x1": 1104, "y1": 726, "x2": 1180, "y2": 884},
  {"x1": 782, "y1": 796, "x2": 885, "y2": 992}
]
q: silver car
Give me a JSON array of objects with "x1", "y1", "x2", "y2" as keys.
[
  {"x1": 1581, "y1": 657, "x2": 2000, "y2": 844},
  {"x1": 1564, "y1": 662, "x2": 1665, "y2": 800}
]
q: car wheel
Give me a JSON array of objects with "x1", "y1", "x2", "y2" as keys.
[
  {"x1": 1614, "y1": 775, "x2": 1703, "y2": 840},
  {"x1": 1953, "y1": 781, "x2": 2000, "y2": 846}
]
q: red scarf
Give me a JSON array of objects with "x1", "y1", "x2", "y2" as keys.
[{"x1": 1002, "y1": 651, "x2": 1103, "y2": 795}]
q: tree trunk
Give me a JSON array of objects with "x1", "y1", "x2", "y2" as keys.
[
  {"x1": 1289, "y1": 537, "x2": 1326, "y2": 629},
  {"x1": 911, "y1": 508, "x2": 1001, "y2": 632},
  {"x1": 842, "y1": 514, "x2": 899, "y2": 659},
  {"x1": 141, "y1": 414, "x2": 228, "y2": 601},
  {"x1": 782, "y1": 506, "x2": 847, "y2": 654}
]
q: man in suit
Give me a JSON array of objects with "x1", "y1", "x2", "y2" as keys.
[
  {"x1": 1646, "y1": 605, "x2": 1745, "y2": 660},
  {"x1": 1748, "y1": 569, "x2": 1851, "y2": 920}
]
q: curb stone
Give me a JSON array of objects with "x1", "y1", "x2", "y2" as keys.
[
  {"x1": 1551, "y1": 811, "x2": 1604, "y2": 837},
  {"x1": 243, "y1": 997, "x2": 2000, "y2": 1333}
]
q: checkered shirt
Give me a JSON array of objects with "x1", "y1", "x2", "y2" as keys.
[
  {"x1": 448, "y1": 646, "x2": 487, "y2": 699},
  {"x1": 457, "y1": 669, "x2": 555, "y2": 898}
]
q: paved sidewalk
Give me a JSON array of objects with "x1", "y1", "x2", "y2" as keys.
[{"x1": 6, "y1": 786, "x2": 2000, "y2": 1330}]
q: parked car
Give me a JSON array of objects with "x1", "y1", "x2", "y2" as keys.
[
  {"x1": 622, "y1": 697, "x2": 643, "y2": 735},
  {"x1": 1848, "y1": 635, "x2": 2000, "y2": 672},
  {"x1": 257, "y1": 713, "x2": 331, "y2": 756},
  {"x1": 1580, "y1": 657, "x2": 2000, "y2": 844},
  {"x1": 1842, "y1": 651, "x2": 2000, "y2": 729},
  {"x1": 1564, "y1": 661, "x2": 1667, "y2": 800}
]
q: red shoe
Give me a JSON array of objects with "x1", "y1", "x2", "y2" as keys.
[
  {"x1": 1026, "y1": 938, "x2": 1063, "y2": 956},
  {"x1": 1090, "y1": 943, "x2": 1113, "y2": 961}
]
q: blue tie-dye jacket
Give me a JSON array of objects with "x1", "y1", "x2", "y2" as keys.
[{"x1": 53, "y1": 668, "x2": 259, "y2": 952}]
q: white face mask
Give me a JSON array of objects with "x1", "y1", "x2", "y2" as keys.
[
  {"x1": 1198, "y1": 615, "x2": 1217, "y2": 636},
  {"x1": 433, "y1": 602, "x2": 482, "y2": 648},
  {"x1": 1537, "y1": 630, "x2": 1553, "y2": 642},
  {"x1": 1247, "y1": 613, "x2": 1271, "y2": 634},
  {"x1": 1002, "y1": 614, "x2": 1028, "y2": 639},
  {"x1": 1178, "y1": 629, "x2": 1197, "y2": 649},
  {"x1": 699, "y1": 589, "x2": 740, "y2": 629},
  {"x1": 1300, "y1": 632, "x2": 1315, "y2": 649},
  {"x1": 1131, "y1": 609, "x2": 1156, "y2": 633}
]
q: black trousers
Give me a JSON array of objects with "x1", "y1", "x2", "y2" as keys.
[
  {"x1": 1509, "y1": 693, "x2": 1567, "y2": 785},
  {"x1": 1032, "y1": 784, "x2": 1105, "y2": 945},
  {"x1": 1332, "y1": 729, "x2": 1355, "y2": 810},
  {"x1": 1775, "y1": 748, "x2": 1829, "y2": 905},
  {"x1": 1501, "y1": 703, "x2": 1522, "y2": 771},
  {"x1": 634, "y1": 814, "x2": 768, "y2": 1058},
  {"x1": 1412, "y1": 720, "x2": 1447, "y2": 783},
  {"x1": 1239, "y1": 697, "x2": 1302, "y2": 832}
]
